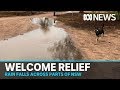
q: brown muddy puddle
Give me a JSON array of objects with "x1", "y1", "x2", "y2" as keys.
[{"x1": 0, "y1": 17, "x2": 82, "y2": 60}]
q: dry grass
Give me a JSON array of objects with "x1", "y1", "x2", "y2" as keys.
[
  {"x1": 0, "y1": 11, "x2": 44, "y2": 17},
  {"x1": 0, "y1": 12, "x2": 55, "y2": 41},
  {"x1": 0, "y1": 12, "x2": 119, "y2": 60},
  {"x1": 56, "y1": 13, "x2": 120, "y2": 60},
  {"x1": 0, "y1": 16, "x2": 38, "y2": 40},
  {"x1": 56, "y1": 13, "x2": 120, "y2": 33}
]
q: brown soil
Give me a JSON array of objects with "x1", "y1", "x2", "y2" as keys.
[
  {"x1": 0, "y1": 12, "x2": 119, "y2": 60},
  {"x1": 0, "y1": 16, "x2": 38, "y2": 40},
  {"x1": 56, "y1": 13, "x2": 120, "y2": 60},
  {"x1": 0, "y1": 12, "x2": 54, "y2": 40}
]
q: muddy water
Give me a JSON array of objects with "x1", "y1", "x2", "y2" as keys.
[{"x1": 0, "y1": 18, "x2": 82, "y2": 60}]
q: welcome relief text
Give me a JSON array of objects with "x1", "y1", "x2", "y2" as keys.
[{"x1": 5, "y1": 63, "x2": 90, "y2": 72}]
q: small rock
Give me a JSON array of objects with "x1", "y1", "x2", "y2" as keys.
[
  {"x1": 4, "y1": 38, "x2": 8, "y2": 40},
  {"x1": 20, "y1": 33, "x2": 23, "y2": 35}
]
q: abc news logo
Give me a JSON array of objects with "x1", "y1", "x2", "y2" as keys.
[{"x1": 83, "y1": 14, "x2": 116, "y2": 21}]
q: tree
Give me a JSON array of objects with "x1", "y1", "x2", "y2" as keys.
[
  {"x1": 117, "y1": 11, "x2": 120, "y2": 20},
  {"x1": 53, "y1": 11, "x2": 56, "y2": 16},
  {"x1": 79, "y1": 11, "x2": 84, "y2": 13}
]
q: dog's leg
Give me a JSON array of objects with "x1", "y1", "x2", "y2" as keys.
[
  {"x1": 102, "y1": 31, "x2": 104, "y2": 37},
  {"x1": 54, "y1": 19, "x2": 56, "y2": 23},
  {"x1": 96, "y1": 37, "x2": 99, "y2": 42},
  {"x1": 103, "y1": 34, "x2": 104, "y2": 37}
]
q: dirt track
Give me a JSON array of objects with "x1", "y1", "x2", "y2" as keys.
[
  {"x1": 57, "y1": 22, "x2": 120, "y2": 60},
  {"x1": 0, "y1": 12, "x2": 120, "y2": 60}
]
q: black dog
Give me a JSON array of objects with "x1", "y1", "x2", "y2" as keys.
[{"x1": 95, "y1": 24, "x2": 104, "y2": 41}]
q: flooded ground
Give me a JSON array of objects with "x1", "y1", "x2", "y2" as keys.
[{"x1": 0, "y1": 17, "x2": 82, "y2": 60}]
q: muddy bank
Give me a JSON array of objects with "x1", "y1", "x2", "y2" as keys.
[
  {"x1": 56, "y1": 13, "x2": 120, "y2": 60},
  {"x1": 0, "y1": 16, "x2": 39, "y2": 40},
  {"x1": 0, "y1": 12, "x2": 57, "y2": 41},
  {"x1": 0, "y1": 12, "x2": 54, "y2": 41}
]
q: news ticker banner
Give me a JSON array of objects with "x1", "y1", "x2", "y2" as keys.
[{"x1": 0, "y1": 60, "x2": 120, "y2": 79}]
